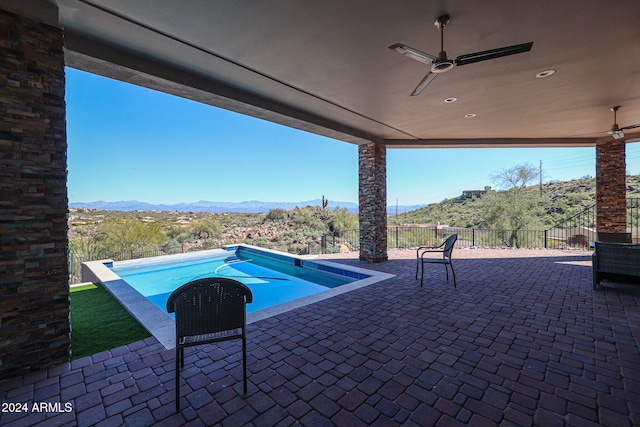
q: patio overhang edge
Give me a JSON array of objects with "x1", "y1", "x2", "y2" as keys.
[
  {"x1": 63, "y1": 25, "x2": 640, "y2": 152},
  {"x1": 63, "y1": 29, "x2": 376, "y2": 146},
  {"x1": 384, "y1": 138, "x2": 600, "y2": 149}
]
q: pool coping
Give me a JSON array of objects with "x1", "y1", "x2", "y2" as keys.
[{"x1": 81, "y1": 245, "x2": 394, "y2": 349}]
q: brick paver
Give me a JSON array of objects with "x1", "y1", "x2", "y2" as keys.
[{"x1": 1, "y1": 248, "x2": 639, "y2": 426}]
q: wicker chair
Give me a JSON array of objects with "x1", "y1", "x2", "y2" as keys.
[
  {"x1": 166, "y1": 277, "x2": 253, "y2": 411},
  {"x1": 592, "y1": 242, "x2": 640, "y2": 289},
  {"x1": 416, "y1": 234, "x2": 458, "y2": 287}
]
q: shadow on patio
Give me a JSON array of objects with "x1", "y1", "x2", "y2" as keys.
[{"x1": 1, "y1": 249, "x2": 639, "y2": 426}]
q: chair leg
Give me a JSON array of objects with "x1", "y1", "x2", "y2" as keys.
[
  {"x1": 415, "y1": 258, "x2": 419, "y2": 280},
  {"x1": 242, "y1": 335, "x2": 248, "y2": 395},
  {"x1": 420, "y1": 260, "x2": 425, "y2": 287},
  {"x1": 175, "y1": 347, "x2": 180, "y2": 411},
  {"x1": 450, "y1": 263, "x2": 457, "y2": 288},
  {"x1": 444, "y1": 264, "x2": 449, "y2": 281}
]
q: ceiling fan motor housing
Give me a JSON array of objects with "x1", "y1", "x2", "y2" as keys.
[{"x1": 432, "y1": 57, "x2": 455, "y2": 73}]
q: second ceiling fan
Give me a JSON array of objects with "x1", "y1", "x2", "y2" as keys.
[
  {"x1": 607, "y1": 106, "x2": 640, "y2": 140},
  {"x1": 389, "y1": 15, "x2": 533, "y2": 96}
]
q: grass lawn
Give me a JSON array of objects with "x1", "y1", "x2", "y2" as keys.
[{"x1": 70, "y1": 283, "x2": 151, "y2": 359}]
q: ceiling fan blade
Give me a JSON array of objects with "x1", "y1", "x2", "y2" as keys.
[
  {"x1": 411, "y1": 71, "x2": 438, "y2": 96},
  {"x1": 621, "y1": 124, "x2": 640, "y2": 131},
  {"x1": 389, "y1": 43, "x2": 438, "y2": 65},
  {"x1": 455, "y1": 42, "x2": 533, "y2": 66}
]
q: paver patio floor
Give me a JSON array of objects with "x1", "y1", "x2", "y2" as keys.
[{"x1": 1, "y1": 248, "x2": 639, "y2": 426}]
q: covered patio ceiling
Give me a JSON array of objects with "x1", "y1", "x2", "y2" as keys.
[{"x1": 52, "y1": 0, "x2": 640, "y2": 148}]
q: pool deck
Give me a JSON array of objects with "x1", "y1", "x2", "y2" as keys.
[{"x1": 2, "y1": 248, "x2": 639, "y2": 426}]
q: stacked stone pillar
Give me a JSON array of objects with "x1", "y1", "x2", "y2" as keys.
[
  {"x1": 596, "y1": 139, "x2": 629, "y2": 242},
  {"x1": 358, "y1": 142, "x2": 388, "y2": 262},
  {"x1": 0, "y1": 6, "x2": 69, "y2": 379}
]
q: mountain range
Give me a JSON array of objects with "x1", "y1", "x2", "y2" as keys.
[{"x1": 68, "y1": 199, "x2": 427, "y2": 215}]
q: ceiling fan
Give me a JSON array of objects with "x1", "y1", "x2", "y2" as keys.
[
  {"x1": 607, "y1": 106, "x2": 640, "y2": 140},
  {"x1": 389, "y1": 15, "x2": 533, "y2": 96}
]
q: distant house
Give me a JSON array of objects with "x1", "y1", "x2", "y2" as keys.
[{"x1": 460, "y1": 188, "x2": 489, "y2": 201}]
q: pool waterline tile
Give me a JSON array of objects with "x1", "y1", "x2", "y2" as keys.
[{"x1": 81, "y1": 245, "x2": 394, "y2": 350}]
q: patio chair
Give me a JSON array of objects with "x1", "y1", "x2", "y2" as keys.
[
  {"x1": 416, "y1": 234, "x2": 458, "y2": 287},
  {"x1": 166, "y1": 277, "x2": 253, "y2": 411}
]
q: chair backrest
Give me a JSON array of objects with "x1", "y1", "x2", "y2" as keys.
[
  {"x1": 442, "y1": 234, "x2": 458, "y2": 258},
  {"x1": 166, "y1": 277, "x2": 253, "y2": 338}
]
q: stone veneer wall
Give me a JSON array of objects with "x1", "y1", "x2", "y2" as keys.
[
  {"x1": 0, "y1": 7, "x2": 69, "y2": 379},
  {"x1": 596, "y1": 139, "x2": 627, "y2": 238},
  {"x1": 358, "y1": 142, "x2": 388, "y2": 262}
]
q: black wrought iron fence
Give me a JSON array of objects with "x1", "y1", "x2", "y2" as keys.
[
  {"x1": 629, "y1": 197, "x2": 640, "y2": 243},
  {"x1": 69, "y1": 246, "x2": 185, "y2": 284},
  {"x1": 321, "y1": 230, "x2": 360, "y2": 253},
  {"x1": 321, "y1": 226, "x2": 547, "y2": 253},
  {"x1": 545, "y1": 204, "x2": 597, "y2": 249},
  {"x1": 545, "y1": 197, "x2": 640, "y2": 248},
  {"x1": 321, "y1": 198, "x2": 640, "y2": 253}
]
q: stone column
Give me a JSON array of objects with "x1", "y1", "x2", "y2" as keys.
[
  {"x1": 0, "y1": 6, "x2": 69, "y2": 379},
  {"x1": 596, "y1": 139, "x2": 629, "y2": 242},
  {"x1": 358, "y1": 142, "x2": 388, "y2": 262}
]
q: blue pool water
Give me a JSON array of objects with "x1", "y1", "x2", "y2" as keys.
[{"x1": 111, "y1": 247, "x2": 369, "y2": 314}]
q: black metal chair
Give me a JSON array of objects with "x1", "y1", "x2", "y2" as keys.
[
  {"x1": 416, "y1": 234, "x2": 458, "y2": 287},
  {"x1": 166, "y1": 277, "x2": 253, "y2": 411}
]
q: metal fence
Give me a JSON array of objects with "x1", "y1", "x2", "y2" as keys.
[
  {"x1": 321, "y1": 230, "x2": 360, "y2": 253},
  {"x1": 386, "y1": 226, "x2": 546, "y2": 249},
  {"x1": 545, "y1": 205, "x2": 597, "y2": 249},
  {"x1": 545, "y1": 197, "x2": 640, "y2": 248},
  {"x1": 321, "y1": 226, "x2": 547, "y2": 253},
  {"x1": 69, "y1": 246, "x2": 185, "y2": 284},
  {"x1": 628, "y1": 197, "x2": 640, "y2": 243},
  {"x1": 320, "y1": 198, "x2": 640, "y2": 253}
]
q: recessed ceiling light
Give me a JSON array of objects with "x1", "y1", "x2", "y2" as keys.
[
  {"x1": 464, "y1": 113, "x2": 476, "y2": 119},
  {"x1": 444, "y1": 97, "x2": 457, "y2": 103},
  {"x1": 536, "y1": 69, "x2": 556, "y2": 78}
]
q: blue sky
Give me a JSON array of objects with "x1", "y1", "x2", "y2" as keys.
[{"x1": 66, "y1": 68, "x2": 640, "y2": 207}]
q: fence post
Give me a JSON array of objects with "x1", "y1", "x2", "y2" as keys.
[
  {"x1": 472, "y1": 228, "x2": 475, "y2": 247},
  {"x1": 395, "y1": 226, "x2": 399, "y2": 249},
  {"x1": 544, "y1": 229, "x2": 548, "y2": 249}
]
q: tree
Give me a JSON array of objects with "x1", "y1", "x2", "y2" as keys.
[
  {"x1": 69, "y1": 229, "x2": 104, "y2": 260},
  {"x1": 329, "y1": 207, "x2": 358, "y2": 234},
  {"x1": 97, "y1": 220, "x2": 168, "y2": 252},
  {"x1": 480, "y1": 163, "x2": 543, "y2": 247},
  {"x1": 490, "y1": 163, "x2": 538, "y2": 190}
]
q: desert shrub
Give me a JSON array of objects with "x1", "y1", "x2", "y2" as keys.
[
  {"x1": 189, "y1": 219, "x2": 220, "y2": 239},
  {"x1": 292, "y1": 206, "x2": 326, "y2": 230},
  {"x1": 265, "y1": 208, "x2": 288, "y2": 221}
]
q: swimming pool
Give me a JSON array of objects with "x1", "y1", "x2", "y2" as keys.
[
  {"x1": 81, "y1": 244, "x2": 394, "y2": 349},
  {"x1": 111, "y1": 245, "x2": 369, "y2": 314}
]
